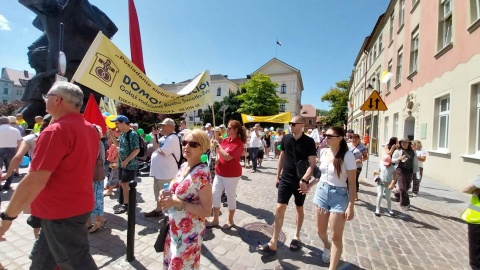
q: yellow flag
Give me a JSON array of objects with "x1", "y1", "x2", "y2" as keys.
[
  {"x1": 98, "y1": 97, "x2": 109, "y2": 114},
  {"x1": 241, "y1": 112, "x2": 292, "y2": 124},
  {"x1": 107, "y1": 97, "x2": 117, "y2": 116},
  {"x1": 72, "y1": 32, "x2": 212, "y2": 114}
]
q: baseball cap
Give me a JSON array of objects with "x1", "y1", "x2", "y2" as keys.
[
  {"x1": 347, "y1": 129, "x2": 354, "y2": 133},
  {"x1": 132, "y1": 123, "x2": 139, "y2": 127},
  {"x1": 8, "y1": 116, "x2": 16, "y2": 123},
  {"x1": 159, "y1": 118, "x2": 175, "y2": 127},
  {"x1": 110, "y1": 115, "x2": 130, "y2": 123},
  {"x1": 399, "y1": 137, "x2": 411, "y2": 143},
  {"x1": 43, "y1": 114, "x2": 52, "y2": 122},
  {"x1": 205, "y1": 123, "x2": 212, "y2": 128},
  {"x1": 219, "y1": 124, "x2": 226, "y2": 128}
]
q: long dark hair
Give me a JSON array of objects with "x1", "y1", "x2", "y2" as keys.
[
  {"x1": 228, "y1": 120, "x2": 247, "y2": 143},
  {"x1": 329, "y1": 126, "x2": 348, "y2": 177},
  {"x1": 387, "y1": 137, "x2": 398, "y2": 150}
]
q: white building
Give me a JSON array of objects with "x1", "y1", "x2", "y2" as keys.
[{"x1": 1, "y1": 68, "x2": 34, "y2": 104}]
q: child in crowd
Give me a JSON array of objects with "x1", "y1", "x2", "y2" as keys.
[
  {"x1": 104, "y1": 137, "x2": 119, "y2": 196},
  {"x1": 374, "y1": 155, "x2": 395, "y2": 217}
]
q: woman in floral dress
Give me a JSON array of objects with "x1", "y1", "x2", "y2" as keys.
[{"x1": 159, "y1": 129, "x2": 213, "y2": 270}]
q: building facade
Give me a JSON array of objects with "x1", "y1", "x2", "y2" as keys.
[
  {"x1": 1, "y1": 68, "x2": 34, "y2": 104},
  {"x1": 348, "y1": 0, "x2": 480, "y2": 190},
  {"x1": 160, "y1": 58, "x2": 304, "y2": 128}
]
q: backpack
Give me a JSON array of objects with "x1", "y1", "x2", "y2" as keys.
[
  {"x1": 167, "y1": 133, "x2": 185, "y2": 169},
  {"x1": 126, "y1": 130, "x2": 148, "y2": 162}
]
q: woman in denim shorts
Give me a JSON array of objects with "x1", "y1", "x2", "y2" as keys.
[{"x1": 308, "y1": 127, "x2": 356, "y2": 269}]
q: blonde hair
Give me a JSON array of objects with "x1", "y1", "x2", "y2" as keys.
[
  {"x1": 184, "y1": 128, "x2": 210, "y2": 153},
  {"x1": 413, "y1": 140, "x2": 422, "y2": 149}
]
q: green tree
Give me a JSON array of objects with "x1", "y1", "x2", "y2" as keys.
[
  {"x1": 321, "y1": 80, "x2": 349, "y2": 127},
  {"x1": 201, "y1": 88, "x2": 245, "y2": 126},
  {"x1": 316, "y1": 109, "x2": 328, "y2": 116},
  {"x1": 236, "y1": 73, "x2": 287, "y2": 116}
]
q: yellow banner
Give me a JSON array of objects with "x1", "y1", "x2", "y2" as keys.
[
  {"x1": 98, "y1": 97, "x2": 110, "y2": 114},
  {"x1": 72, "y1": 32, "x2": 212, "y2": 114},
  {"x1": 107, "y1": 97, "x2": 117, "y2": 116},
  {"x1": 241, "y1": 112, "x2": 292, "y2": 123}
]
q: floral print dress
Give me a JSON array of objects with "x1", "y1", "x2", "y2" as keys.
[{"x1": 163, "y1": 163, "x2": 212, "y2": 270}]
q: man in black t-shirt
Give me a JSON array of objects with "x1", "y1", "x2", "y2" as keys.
[{"x1": 258, "y1": 115, "x2": 317, "y2": 254}]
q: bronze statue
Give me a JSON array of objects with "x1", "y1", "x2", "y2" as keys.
[{"x1": 19, "y1": 0, "x2": 118, "y2": 124}]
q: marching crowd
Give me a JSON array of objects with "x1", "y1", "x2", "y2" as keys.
[{"x1": 0, "y1": 81, "x2": 479, "y2": 269}]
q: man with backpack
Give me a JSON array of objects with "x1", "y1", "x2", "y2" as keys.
[
  {"x1": 144, "y1": 118, "x2": 182, "y2": 217},
  {"x1": 108, "y1": 115, "x2": 140, "y2": 215}
]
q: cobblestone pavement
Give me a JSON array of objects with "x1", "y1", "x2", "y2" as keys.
[{"x1": 0, "y1": 153, "x2": 471, "y2": 269}]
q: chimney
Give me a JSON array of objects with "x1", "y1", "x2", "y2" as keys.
[
  {"x1": 224, "y1": 75, "x2": 228, "y2": 78},
  {"x1": 172, "y1": 82, "x2": 175, "y2": 84},
  {"x1": 24, "y1": 70, "x2": 29, "y2": 78},
  {"x1": 246, "y1": 75, "x2": 251, "y2": 79}
]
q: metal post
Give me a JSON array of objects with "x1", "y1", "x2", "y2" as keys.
[
  {"x1": 126, "y1": 180, "x2": 137, "y2": 262},
  {"x1": 118, "y1": 186, "x2": 124, "y2": 204}
]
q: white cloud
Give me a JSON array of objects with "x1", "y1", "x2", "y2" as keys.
[{"x1": 0, "y1": 15, "x2": 11, "y2": 31}]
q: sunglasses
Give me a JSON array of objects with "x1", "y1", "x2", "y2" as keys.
[
  {"x1": 325, "y1": 134, "x2": 341, "y2": 139},
  {"x1": 181, "y1": 140, "x2": 201, "y2": 148},
  {"x1": 288, "y1": 122, "x2": 303, "y2": 127}
]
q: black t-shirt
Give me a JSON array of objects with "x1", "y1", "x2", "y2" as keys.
[{"x1": 280, "y1": 133, "x2": 317, "y2": 182}]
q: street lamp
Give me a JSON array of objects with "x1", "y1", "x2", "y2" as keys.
[{"x1": 219, "y1": 105, "x2": 229, "y2": 125}]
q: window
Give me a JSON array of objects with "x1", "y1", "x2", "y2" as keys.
[
  {"x1": 436, "y1": 96, "x2": 450, "y2": 150},
  {"x1": 471, "y1": 0, "x2": 480, "y2": 24},
  {"x1": 399, "y1": 0, "x2": 405, "y2": 29},
  {"x1": 384, "y1": 116, "x2": 390, "y2": 143},
  {"x1": 217, "y1": 87, "x2": 221, "y2": 96},
  {"x1": 475, "y1": 85, "x2": 480, "y2": 153},
  {"x1": 308, "y1": 119, "x2": 313, "y2": 126},
  {"x1": 393, "y1": 113, "x2": 399, "y2": 137},
  {"x1": 369, "y1": 50, "x2": 374, "y2": 66},
  {"x1": 3, "y1": 88, "x2": 7, "y2": 95},
  {"x1": 2, "y1": 100, "x2": 7, "y2": 104},
  {"x1": 373, "y1": 42, "x2": 377, "y2": 59},
  {"x1": 379, "y1": 33, "x2": 383, "y2": 52},
  {"x1": 439, "y1": 0, "x2": 453, "y2": 48},
  {"x1": 387, "y1": 60, "x2": 393, "y2": 92},
  {"x1": 17, "y1": 89, "x2": 22, "y2": 96},
  {"x1": 280, "y1": 103, "x2": 286, "y2": 112},
  {"x1": 281, "y1": 84, "x2": 286, "y2": 94},
  {"x1": 410, "y1": 28, "x2": 419, "y2": 73},
  {"x1": 396, "y1": 47, "x2": 403, "y2": 85},
  {"x1": 389, "y1": 12, "x2": 395, "y2": 43}
]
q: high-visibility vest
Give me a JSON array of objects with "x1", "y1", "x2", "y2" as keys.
[{"x1": 461, "y1": 194, "x2": 480, "y2": 224}]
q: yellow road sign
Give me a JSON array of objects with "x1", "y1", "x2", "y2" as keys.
[{"x1": 360, "y1": 90, "x2": 388, "y2": 111}]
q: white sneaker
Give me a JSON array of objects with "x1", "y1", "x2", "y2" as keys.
[{"x1": 322, "y1": 248, "x2": 331, "y2": 263}]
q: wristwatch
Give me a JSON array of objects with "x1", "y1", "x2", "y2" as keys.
[
  {"x1": 301, "y1": 179, "x2": 309, "y2": 184},
  {"x1": 0, "y1": 212, "x2": 17, "y2": 221}
]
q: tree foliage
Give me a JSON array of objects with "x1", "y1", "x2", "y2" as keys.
[
  {"x1": 316, "y1": 109, "x2": 328, "y2": 116},
  {"x1": 201, "y1": 88, "x2": 245, "y2": 126},
  {"x1": 236, "y1": 73, "x2": 288, "y2": 116},
  {"x1": 0, "y1": 100, "x2": 24, "y2": 117},
  {"x1": 321, "y1": 80, "x2": 349, "y2": 128},
  {"x1": 116, "y1": 105, "x2": 183, "y2": 132}
]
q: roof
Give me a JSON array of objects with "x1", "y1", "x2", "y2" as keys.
[
  {"x1": 1, "y1": 68, "x2": 34, "y2": 87},
  {"x1": 300, "y1": 104, "x2": 316, "y2": 118},
  {"x1": 251, "y1": 58, "x2": 304, "y2": 91}
]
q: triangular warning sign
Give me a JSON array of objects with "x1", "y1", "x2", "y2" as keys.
[{"x1": 360, "y1": 90, "x2": 388, "y2": 111}]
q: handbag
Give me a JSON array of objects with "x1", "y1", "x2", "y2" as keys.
[
  {"x1": 153, "y1": 162, "x2": 207, "y2": 253},
  {"x1": 154, "y1": 216, "x2": 170, "y2": 252},
  {"x1": 93, "y1": 153, "x2": 105, "y2": 181}
]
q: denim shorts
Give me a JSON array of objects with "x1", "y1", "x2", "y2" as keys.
[{"x1": 313, "y1": 181, "x2": 349, "y2": 213}]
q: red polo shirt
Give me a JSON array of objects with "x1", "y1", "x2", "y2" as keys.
[
  {"x1": 30, "y1": 113, "x2": 99, "y2": 219},
  {"x1": 215, "y1": 136, "x2": 244, "y2": 177}
]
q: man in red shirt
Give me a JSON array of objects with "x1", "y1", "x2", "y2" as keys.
[{"x1": 0, "y1": 82, "x2": 99, "y2": 269}]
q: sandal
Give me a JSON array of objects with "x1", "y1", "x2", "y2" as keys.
[
  {"x1": 206, "y1": 220, "x2": 219, "y2": 228},
  {"x1": 221, "y1": 223, "x2": 234, "y2": 230},
  {"x1": 289, "y1": 239, "x2": 302, "y2": 251},
  {"x1": 258, "y1": 244, "x2": 277, "y2": 255},
  {"x1": 89, "y1": 219, "x2": 107, "y2": 233}
]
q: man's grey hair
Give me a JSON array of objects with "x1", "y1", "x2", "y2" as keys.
[
  {"x1": 50, "y1": 81, "x2": 84, "y2": 109},
  {"x1": 0, "y1": 116, "x2": 8, "y2": 125}
]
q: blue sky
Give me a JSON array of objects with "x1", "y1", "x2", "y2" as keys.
[{"x1": 0, "y1": 0, "x2": 389, "y2": 111}]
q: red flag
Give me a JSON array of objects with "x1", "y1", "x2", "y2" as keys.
[
  {"x1": 129, "y1": 0, "x2": 145, "y2": 73},
  {"x1": 84, "y1": 94, "x2": 107, "y2": 135}
]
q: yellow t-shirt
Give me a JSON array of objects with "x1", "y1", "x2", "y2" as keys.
[{"x1": 33, "y1": 123, "x2": 42, "y2": 133}]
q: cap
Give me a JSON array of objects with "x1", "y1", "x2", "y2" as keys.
[
  {"x1": 8, "y1": 116, "x2": 16, "y2": 123},
  {"x1": 399, "y1": 137, "x2": 411, "y2": 143},
  {"x1": 214, "y1": 127, "x2": 221, "y2": 132},
  {"x1": 205, "y1": 123, "x2": 212, "y2": 128},
  {"x1": 381, "y1": 155, "x2": 392, "y2": 166},
  {"x1": 132, "y1": 123, "x2": 139, "y2": 127},
  {"x1": 219, "y1": 124, "x2": 226, "y2": 128},
  {"x1": 43, "y1": 114, "x2": 51, "y2": 122},
  {"x1": 159, "y1": 118, "x2": 175, "y2": 127},
  {"x1": 110, "y1": 115, "x2": 130, "y2": 123},
  {"x1": 347, "y1": 129, "x2": 354, "y2": 133}
]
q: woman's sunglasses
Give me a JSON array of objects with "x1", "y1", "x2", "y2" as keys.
[
  {"x1": 181, "y1": 140, "x2": 201, "y2": 148},
  {"x1": 325, "y1": 134, "x2": 341, "y2": 139}
]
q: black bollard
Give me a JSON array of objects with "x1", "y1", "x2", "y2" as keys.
[
  {"x1": 118, "y1": 186, "x2": 124, "y2": 204},
  {"x1": 126, "y1": 180, "x2": 137, "y2": 262}
]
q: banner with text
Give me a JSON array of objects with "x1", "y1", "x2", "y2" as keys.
[
  {"x1": 72, "y1": 32, "x2": 211, "y2": 114},
  {"x1": 241, "y1": 112, "x2": 292, "y2": 124}
]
